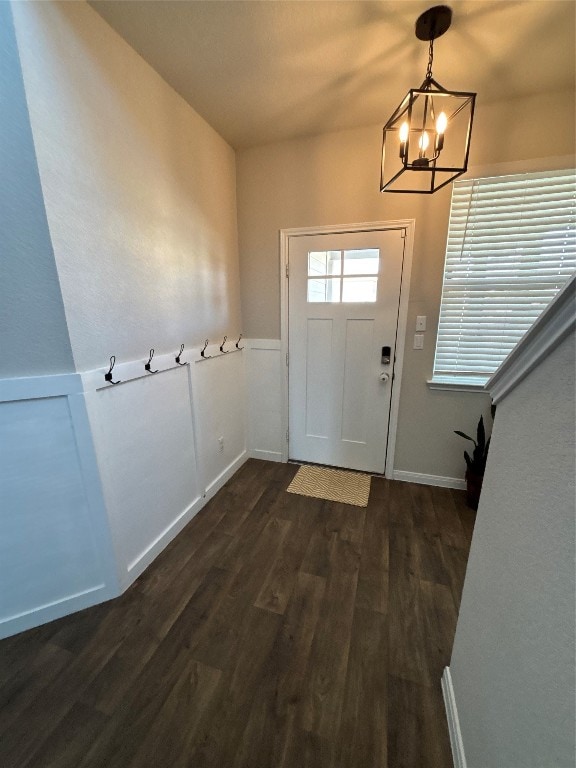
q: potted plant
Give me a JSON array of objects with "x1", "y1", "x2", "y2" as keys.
[{"x1": 455, "y1": 414, "x2": 491, "y2": 510}]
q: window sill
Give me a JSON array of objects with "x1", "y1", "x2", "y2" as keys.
[{"x1": 427, "y1": 376, "x2": 489, "y2": 393}]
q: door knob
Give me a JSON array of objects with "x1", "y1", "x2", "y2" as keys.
[{"x1": 379, "y1": 372, "x2": 390, "y2": 383}]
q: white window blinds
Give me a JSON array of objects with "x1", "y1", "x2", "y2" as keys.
[{"x1": 433, "y1": 168, "x2": 576, "y2": 385}]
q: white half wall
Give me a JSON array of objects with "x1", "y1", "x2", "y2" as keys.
[
  {"x1": 84, "y1": 345, "x2": 248, "y2": 588},
  {"x1": 0, "y1": 344, "x2": 249, "y2": 638},
  {"x1": 245, "y1": 339, "x2": 284, "y2": 462},
  {"x1": 84, "y1": 365, "x2": 202, "y2": 589},
  {"x1": 0, "y1": 378, "x2": 118, "y2": 639},
  {"x1": 190, "y1": 345, "x2": 248, "y2": 494}
]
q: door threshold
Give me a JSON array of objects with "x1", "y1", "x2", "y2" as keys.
[{"x1": 288, "y1": 459, "x2": 385, "y2": 478}]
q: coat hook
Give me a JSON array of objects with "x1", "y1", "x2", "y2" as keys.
[
  {"x1": 219, "y1": 335, "x2": 228, "y2": 353},
  {"x1": 175, "y1": 343, "x2": 186, "y2": 365},
  {"x1": 145, "y1": 348, "x2": 158, "y2": 373},
  {"x1": 236, "y1": 333, "x2": 244, "y2": 350},
  {"x1": 201, "y1": 339, "x2": 211, "y2": 358},
  {"x1": 104, "y1": 355, "x2": 121, "y2": 384}
]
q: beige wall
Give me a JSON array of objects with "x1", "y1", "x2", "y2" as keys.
[
  {"x1": 237, "y1": 90, "x2": 576, "y2": 478},
  {"x1": 12, "y1": 1, "x2": 241, "y2": 373}
]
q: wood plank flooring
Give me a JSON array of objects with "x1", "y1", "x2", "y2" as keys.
[{"x1": 0, "y1": 459, "x2": 475, "y2": 768}]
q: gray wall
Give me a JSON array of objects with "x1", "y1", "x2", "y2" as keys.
[
  {"x1": 11, "y1": 1, "x2": 241, "y2": 374},
  {"x1": 450, "y1": 331, "x2": 576, "y2": 767},
  {"x1": 0, "y1": 2, "x2": 74, "y2": 378}
]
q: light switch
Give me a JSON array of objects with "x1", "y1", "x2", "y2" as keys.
[
  {"x1": 416, "y1": 315, "x2": 427, "y2": 331},
  {"x1": 413, "y1": 334, "x2": 424, "y2": 350}
]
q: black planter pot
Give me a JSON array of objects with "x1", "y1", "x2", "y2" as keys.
[{"x1": 465, "y1": 470, "x2": 483, "y2": 511}]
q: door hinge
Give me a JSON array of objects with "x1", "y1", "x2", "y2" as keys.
[
  {"x1": 285, "y1": 262, "x2": 289, "y2": 278},
  {"x1": 286, "y1": 429, "x2": 289, "y2": 443},
  {"x1": 286, "y1": 351, "x2": 289, "y2": 367}
]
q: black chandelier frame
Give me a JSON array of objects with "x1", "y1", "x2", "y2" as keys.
[{"x1": 380, "y1": 5, "x2": 476, "y2": 195}]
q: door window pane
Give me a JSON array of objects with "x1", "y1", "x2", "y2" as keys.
[
  {"x1": 343, "y1": 249, "x2": 379, "y2": 275},
  {"x1": 342, "y1": 277, "x2": 378, "y2": 302},
  {"x1": 308, "y1": 278, "x2": 341, "y2": 303},
  {"x1": 308, "y1": 251, "x2": 341, "y2": 276},
  {"x1": 307, "y1": 248, "x2": 380, "y2": 302}
]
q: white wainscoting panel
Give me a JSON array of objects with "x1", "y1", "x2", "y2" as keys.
[
  {"x1": 245, "y1": 339, "x2": 284, "y2": 462},
  {"x1": 191, "y1": 349, "x2": 247, "y2": 493},
  {"x1": 0, "y1": 393, "x2": 118, "y2": 638},
  {"x1": 84, "y1": 365, "x2": 202, "y2": 587}
]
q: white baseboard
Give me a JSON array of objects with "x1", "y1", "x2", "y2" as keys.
[
  {"x1": 442, "y1": 667, "x2": 467, "y2": 768},
  {"x1": 0, "y1": 583, "x2": 116, "y2": 640},
  {"x1": 204, "y1": 450, "x2": 248, "y2": 499},
  {"x1": 123, "y1": 494, "x2": 204, "y2": 588},
  {"x1": 393, "y1": 470, "x2": 466, "y2": 490},
  {"x1": 120, "y1": 450, "x2": 248, "y2": 591},
  {"x1": 249, "y1": 449, "x2": 283, "y2": 463}
]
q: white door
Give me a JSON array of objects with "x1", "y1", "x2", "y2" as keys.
[{"x1": 288, "y1": 228, "x2": 405, "y2": 473}]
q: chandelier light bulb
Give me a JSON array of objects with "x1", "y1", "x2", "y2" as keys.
[
  {"x1": 419, "y1": 131, "x2": 430, "y2": 152},
  {"x1": 399, "y1": 121, "x2": 409, "y2": 159},
  {"x1": 435, "y1": 111, "x2": 447, "y2": 151},
  {"x1": 436, "y1": 111, "x2": 448, "y2": 134}
]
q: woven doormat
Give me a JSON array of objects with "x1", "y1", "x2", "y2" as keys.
[{"x1": 287, "y1": 465, "x2": 371, "y2": 507}]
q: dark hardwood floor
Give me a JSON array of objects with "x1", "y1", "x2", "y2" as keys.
[{"x1": 0, "y1": 459, "x2": 475, "y2": 768}]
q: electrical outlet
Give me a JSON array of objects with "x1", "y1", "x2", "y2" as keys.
[
  {"x1": 218, "y1": 436, "x2": 224, "y2": 452},
  {"x1": 413, "y1": 334, "x2": 424, "y2": 350},
  {"x1": 416, "y1": 315, "x2": 427, "y2": 331}
]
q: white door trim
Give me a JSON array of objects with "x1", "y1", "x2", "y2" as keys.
[{"x1": 280, "y1": 219, "x2": 415, "y2": 477}]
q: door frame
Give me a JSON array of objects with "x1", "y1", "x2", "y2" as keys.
[{"x1": 279, "y1": 219, "x2": 415, "y2": 477}]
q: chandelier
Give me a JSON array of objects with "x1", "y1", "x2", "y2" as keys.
[{"x1": 380, "y1": 5, "x2": 476, "y2": 194}]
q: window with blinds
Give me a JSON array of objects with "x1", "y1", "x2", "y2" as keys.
[{"x1": 432, "y1": 168, "x2": 576, "y2": 386}]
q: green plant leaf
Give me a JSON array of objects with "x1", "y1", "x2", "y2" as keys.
[
  {"x1": 477, "y1": 416, "x2": 485, "y2": 451},
  {"x1": 454, "y1": 430, "x2": 475, "y2": 444}
]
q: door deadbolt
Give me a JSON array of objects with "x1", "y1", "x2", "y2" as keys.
[{"x1": 381, "y1": 346, "x2": 391, "y2": 365}]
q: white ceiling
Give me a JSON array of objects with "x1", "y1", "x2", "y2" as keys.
[{"x1": 89, "y1": 0, "x2": 575, "y2": 149}]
